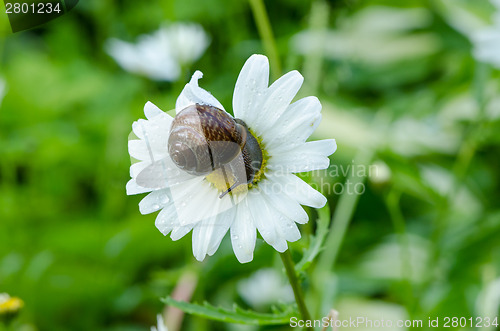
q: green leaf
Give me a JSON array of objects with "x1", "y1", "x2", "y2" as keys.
[
  {"x1": 295, "y1": 204, "x2": 330, "y2": 273},
  {"x1": 161, "y1": 297, "x2": 297, "y2": 325}
]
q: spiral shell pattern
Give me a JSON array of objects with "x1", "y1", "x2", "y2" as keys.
[{"x1": 168, "y1": 104, "x2": 247, "y2": 176}]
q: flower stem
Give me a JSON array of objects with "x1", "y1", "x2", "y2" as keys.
[
  {"x1": 248, "y1": 0, "x2": 282, "y2": 80},
  {"x1": 317, "y1": 147, "x2": 374, "y2": 270},
  {"x1": 384, "y1": 188, "x2": 416, "y2": 314},
  {"x1": 311, "y1": 147, "x2": 375, "y2": 317},
  {"x1": 303, "y1": 0, "x2": 330, "y2": 95},
  {"x1": 280, "y1": 250, "x2": 313, "y2": 330}
]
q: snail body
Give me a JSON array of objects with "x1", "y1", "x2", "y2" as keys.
[{"x1": 168, "y1": 104, "x2": 263, "y2": 196}]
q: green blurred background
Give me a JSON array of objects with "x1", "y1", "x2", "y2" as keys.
[{"x1": 1, "y1": 0, "x2": 500, "y2": 330}]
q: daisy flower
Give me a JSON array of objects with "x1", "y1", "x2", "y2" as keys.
[
  {"x1": 237, "y1": 268, "x2": 294, "y2": 308},
  {"x1": 0, "y1": 293, "x2": 23, "y2": 315},
  {"x1": 472, "y1": 0, "x2": 500, "y2": 68},
  {"x1": 127, "y1": 54, "x2": 336, "y2": 263},
  {"x1": 106, "y1": 23, "x2": 210, "y2": 81}
]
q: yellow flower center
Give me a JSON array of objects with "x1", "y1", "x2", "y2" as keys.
[
  {"x1": 0, "y1": 297, "x2": 24, "y2": 314},
  {"x1": 205, "y1": 131, "x2": 268, "y2": 195}
]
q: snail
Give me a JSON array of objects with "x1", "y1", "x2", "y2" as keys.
[{"x1": 168, "y1": 103, "x2": 263, "y2": 198}]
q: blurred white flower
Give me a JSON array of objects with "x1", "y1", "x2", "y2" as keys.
[
  {"x1": 420, "y1": 165, "x2": 482, "y2": 220},
  {"x1": 151, "y1": 314, "x2": 168, "y2": 331},
  {"x1": 476, "y1": 277, "x2": 500, "y2": 325},
  {"x1": 389, "y1": 116, "x2": 459, "y2": 156},
  {"x1": 436, "y1": 0, "x2": 490, "y2": 39},
  {"x1": 291, "y1": 6, "x2": 439, "y2": 65},
  {"x1": 439, "y1": 87, "x2": 500, "y2": 123},
  {"x1": 472, "y1": 0, "x2": 500, "y2": 67},
  {"x1": 359, "y1": 235, "x2": 431, "y2": 284},
  {"x1": 237, "y1": 268, "x2": 294, "y2": 307},
  {"x1": 369, "y1": 161, "x2": 391, "y2": 185},
  {"x1": 106, "y1": 23, "x2": 210, "y2": 81},
  {"x1": 127, "y1": 54, "x2": 336, "y2": 263},
  {"x1": 315, "y1": 104, "x2": 460, "y2": 157},
  {"x1": 335, "y1": 297, "x2": 408, "y2": 331}
]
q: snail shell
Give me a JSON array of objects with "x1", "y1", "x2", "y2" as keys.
[
  {"x1": 168, "y1": 103, "x2": 263, "y2": 197},
  {"x1": 168, "y1": 104, "x2": 247, "y2": 176}
]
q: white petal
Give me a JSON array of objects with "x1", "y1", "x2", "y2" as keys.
[
  {"x1": 105, "y1": 39, "x2": 141, "y2": 72},
  {"x1": 169, "y1": 178, "x2": 220, "y2": 225},
  {"x1": 129, "y1": 140, "x2": 153, "y2": 161},
  {"x1": 249, "y1": 70, "x2": 304, "y2": 133},
  {"x1": 207, "y1": 209, "x2": 235, "y2": 256},
  {"x1": 133, "y1": 113, "x2": 172, "y2": 160},
  {"x1": 155, "y1": 202, "x2": 178, "y2": 235},
  {"x1": 278, "y1": 218, "x2": 301, "y2": 243},
  {"x1": 264, "y1": 96, "x2": 322, "y2": 154},
  {"x1": 175, "y1": 71, "x2": 225, "y2": 113},
  {"x1": 233, "y1": 54, "x2": 270, "y2": 122},
  {"x1": 130, "y1": 161, "x2": 150, "y2": 178},
  {"x1": 230, "y1": 204, "x2": 256, "y2": 263},
  {"x1": 144, "y1": 101, "x2": 165, "y2": 120},
  {"x1": 170, "y1": 223, "x2": 195, "y2": 241},
  {"x1": 126, "y1": 179, "x2": 151, "y2": 195},
  {"x1": 130, "y1": 108, "x2": 173, "y2": 166},
  {"x1": 153, "y1": 314, "x2": 168, "y2": 331},
  {"x1": 260, "y1": 181, "x2": 309, "y2": 224},
  {"x1": 191, "y1": 219, "x2": 212, "y2": 261},
  {"x1": 272, "y1": 173, "x2": 327, "y2": 208},
  {"x1": 136, "y1": 157, "x2": 198, "y2": 189},
  {"x1": 139, "y1": 189, "x2": 170, "y2": 215},
  {"x1": 166, "y1": 23, "x2": 210, "y2": 65},
  {"x1": 247, "y1": 192, "x2": 288, "y2": 252},
  {"x1": 105, "y1": 37, "x2": 180, "y2": 81},
  {"x1": 132, "y1": 120, "x2": 144, "y2": 140},
  {"x1": 268, "y1": 139, "x2": 336, "y2": 172},
  {"x1": 188, "y1": 192, "x2": 236, "y2": 261}
]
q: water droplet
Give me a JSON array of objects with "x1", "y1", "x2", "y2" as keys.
[
  {"x1": 232, "y1": 235, "x2": 239, "y2": 240},
  {"x1": 153, "y1": 204, "x2": 160, "y2": 210}
]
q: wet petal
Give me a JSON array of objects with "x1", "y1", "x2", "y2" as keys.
[
  {"x1": 155, "y1": 202, "x2": 178, "y2": 235},
  {"x1": 233, "y1": 54, "x2": 269, "y2": 122},
  {"x1": 126, "y1": 179, "x2": 151, "y2": 195},
  {"x1": 270, "y1": 173, "x2": 327, "y2": 209},
  {"x1": 247, "y1": 192, "x2": 288, "y2": 252},
  {"x1": 230, "y1": 204, "x2": 256, "y2": 263},
  {"x1": 170, "y1": 223, "x2": 195, "y2": 241},
  {"x1": 268, "y1": 139, "x2": 336, "y2": 172},
  {"x1": 264, "y1": 96, "x2": 322, "y2": 154},
  {"x1": 249, "y1": 70, "x2": 304, "y2": 134},
  {"x1": 260, "y1": 181, "x2": 309, "y2": 224},
  {"x1": 144, "y1": 101, "x2": 165, "y2": 120},
  {"x1": 175, "y1": 71, "x2": 225, "y2": 113},
  {"x1": 139, "y1": 189, "x2": 170, "y2": 215}
]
